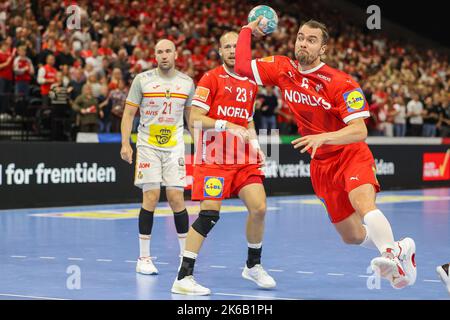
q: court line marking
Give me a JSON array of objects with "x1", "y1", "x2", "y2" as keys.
[
  {"x1": 39, "y1": 257, "x2": 56, "y2": 260},
  {"x1": 296, "y1": 271, "x2": 314, "y2": 274},
  {"x1": 423, "y1": 279, "x2": 441, "y2": 283},
  {"x1": 214, "y1": 293, "x2": 302, "y2": 300},
  {"x1": 68, "y1": 258, "x2": 84, "y2": 261},
  {"x1": 268, "y1": 269, "x2": 284, "y2": 272},
  {"x1": 96, "y1": 259, "x2": 112, "y2": 262},
  {"x1": 327, "y1": 273, "x2": 345, "y2": 276},
  {"x1": 10, "y1": 256, "x2": 27, "y2": 258},
  {"x1": 154, "y1": 262, "x2": 169, "y2": 265},
  {"x1": 125, "y1": 260, "x2": 137, "y2": 263},
  {"x1": 0, "y1": 293, "x2": 69, "y2": 300},
  {"x1": 210, "y1": 265, "x2": 227, "y2": 269},
  {"x1": 358, "y1": 275, "x2": 371, "y2": 278}
]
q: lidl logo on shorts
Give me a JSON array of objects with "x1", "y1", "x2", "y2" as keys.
[
  {"x1": 203, "y1": 176, "x2": 224, "y2": 198},
  {"x1": 343, "y1": 88, "x2": 366, "y2": 112}
]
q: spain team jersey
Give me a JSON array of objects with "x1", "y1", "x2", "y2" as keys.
[
  {"x1": 191, "y1": 65, "x2": 258, "y2": 167},
  {"x1": 250, "y1": 55, "x2": 370, "y2": 157},
  {"x1": 125, "y1": 69, "x2": 195, "y2": 151}
]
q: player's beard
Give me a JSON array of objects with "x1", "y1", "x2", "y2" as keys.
[
  {"x1": 296, "y1": 50, "x2": 318, "y2": 66},
  {"x1": 224, "y1": 58, "x2": 235, "y2": 70},
  {"x1": 158, "y1": 62, "x2": 173, "y2": 71}
]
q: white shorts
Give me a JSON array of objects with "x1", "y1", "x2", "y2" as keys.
[{"x1": 134, "y1": 146, "x2": 186, "y2": 190}]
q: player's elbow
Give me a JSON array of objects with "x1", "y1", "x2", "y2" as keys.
[{"x1": 358, "y1": 124, "x2": 368, "y2": 141}]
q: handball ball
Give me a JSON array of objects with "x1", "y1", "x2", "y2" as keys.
[{"x1": 248, "y1": 5, "x2": 278, "y2": 35}]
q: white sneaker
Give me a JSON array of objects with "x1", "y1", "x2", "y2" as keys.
[
  {"x1": 136, "y1": 257, "x2": 158, "y2": 275},
  {"x1": 371, "y1": 251, "x2": 409, "y2": 289},
  {"x1": 242, "y1": 264, "x2": 276, "y2": 289},
  {"x1": 436, "y1": 263, "x2": 450, "y2": 295},
  {"x1": 171, "y1": 276, "x2": 211, "y2": 296},
  {"x1": 396, "y1": 238, "x2": 417, "y2": 286}
]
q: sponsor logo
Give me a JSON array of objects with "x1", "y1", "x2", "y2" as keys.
[
  {"x1": 137, "y1": 171, "x2": 143, "y2": 179},
  {"x1": 343, "y1": 88, "x2": 366, "y2": 112},
  {"x1": 317, "y1": 73, "x2": 331, "y2": 82},
  {"x1": 145, "y1": 110, "x2": 159, "y2": 116},
  {"x1": 203, "y1": 176, "x2": 224, "y2": 198},
  {"x1": 178, "y1": 157, "x2": 185, "y2": 166},
  {"x1": 350, "y1": 176, "x2": 359, "y2": 181},
  {"x1": 284, "y1": 90, "x2": 332, "y2": 110},
  {"x1": 258, "y1": 56, "x2": 274, "y2": 63},
  {"x1": 217, "y1": 105, "x2": 250, "y2": 119},
  {"x1": 139, "y1": 163, "x2": 151, "y2": 169},
  {"x1": 423, "y1": 150, "x2": 450, "y2": 181},
  {"x1": 193, "y1": 86, "x2": 210, "y2": 102},
  {"x1": 225, "y1": 86, "x2": 232, "y2": 93}
]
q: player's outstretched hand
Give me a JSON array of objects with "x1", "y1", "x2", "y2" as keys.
[
  {"x1": 244, "y1": 16, "x2": 265, "y2": 38},
  {"x1": 120, "y1": 143, "x2": 133, "y2": 164},
  {"x1": 291, "y1": 134, "x2": 329, "y2": 159}
]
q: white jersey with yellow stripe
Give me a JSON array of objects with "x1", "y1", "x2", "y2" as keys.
[{"x1": 125, "y1": 68, "x2": 195, "y2": 151}]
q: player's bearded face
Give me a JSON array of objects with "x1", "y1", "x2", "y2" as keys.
[
  {"x1": 295, "y1": 27, "x2": 324, "y2": 66},
  {"x1": 219, "y1": 43, "x2": 237, "y2": 68},
  {"x1": 156, "y1": 49, "x2": 176, "y2": 71}
]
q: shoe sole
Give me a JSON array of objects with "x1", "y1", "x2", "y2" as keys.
[
  {"x1": 171, "y1": 286, "x2": 211, "y2": 296},
  {"x1": 398, "y1": 237, "x2": 417, "y2": 286},
  {"x1": 241, "y1": 272, "x2": 276, "y2": 289},
  {"x1": 371, "y1": 257, "x2": 409, "y2": 289},
  {"x1": 136, "y1": 267, "x2": 158, "y2": 275}
]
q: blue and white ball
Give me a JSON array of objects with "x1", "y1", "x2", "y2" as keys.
[{"x1": 248, "y1": 5, "x2": 278, "y2": 35}]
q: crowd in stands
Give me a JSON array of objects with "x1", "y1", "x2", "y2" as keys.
[{"x1": 0, "y1": 0, "x2": 448, "y2": 140}]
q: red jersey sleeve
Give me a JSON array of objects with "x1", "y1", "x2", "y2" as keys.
[
  {"x1": 332, "y1": 75, "x2": 370, "y2": 124},
  {"x1": 191, "y1": 72, "x2": 217, "y2": 112},
  {"x1": 251, "y1": 55, "x2": 286, "y2": 87}
]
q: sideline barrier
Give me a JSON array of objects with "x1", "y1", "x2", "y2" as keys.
[{"x1": 0, "y1": 141, "x2": 449, "y2": 209}]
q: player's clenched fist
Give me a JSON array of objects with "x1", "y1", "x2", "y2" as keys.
[{"x1": 120, "y1": 143, "x2": 133, "y2": 164}]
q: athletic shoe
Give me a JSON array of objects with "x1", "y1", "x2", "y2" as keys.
[
  {"x1": 136, "y1": 256, "x2": 158, "y2": 275},
  {"x1": 171, "y1": 276, "x2": 211, "y2": 296},
  {"x1": 436, "y1": 263, "x2": 450, "y2": 295},
  {"x1": 371, "y1": 250, "x2": 409, "y2": 289},
  {"x1": 242, "y1": 264, "x2": 276, "y2": 289},
  {"x1": 396, "y1": 237, "x2": 417, "y2": 286}
]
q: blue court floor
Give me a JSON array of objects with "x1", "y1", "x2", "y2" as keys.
[{"x1": 0, "y1": 188, "x2": 449, "y2": 300}]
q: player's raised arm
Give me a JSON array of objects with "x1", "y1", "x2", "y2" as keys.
[{"x1": 235, "y1": 16, "x2": 264, "y2": 79}]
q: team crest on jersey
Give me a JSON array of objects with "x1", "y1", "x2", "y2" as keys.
[
  {"x1": 137, "y1": 171, "x2": 143, "y2": 180},
  {"x1": 165, "y1": 89, "x2": 171, "y2": 99},
  {"x1": 343, "y1": 88, "x2": 366, "y2": 112},
  {"x1": 315, "y1": 84, "x2": 323, "y2": 92},
  {"x1": 156, "y1": 128, "x2": 172, "y2": 145},
  {"x1": 258, "y1": 56, "x2": 274, "y2": 63},
  {"x1": 178, "y1": 157, "x2": 185, "y2": 167},
  {"x1": 193, "y1": 86, "x2": 210, "y2": 102}
]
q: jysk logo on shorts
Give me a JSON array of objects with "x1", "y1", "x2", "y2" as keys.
[
  {"x1": 343, "y1": 88, "x2": 366, "y2": 112},
  {"x1": 203, "y1": 176, "x2": 224, "y2": 198}
]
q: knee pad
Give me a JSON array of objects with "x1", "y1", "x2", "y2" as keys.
[{"x1": 191, "y1": 210, "x2": 220, "y2": 238}]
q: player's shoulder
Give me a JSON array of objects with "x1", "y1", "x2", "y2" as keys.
[
  {"x1": 175, "y1": 70, "x2": 194, "y2": 84},
  {"x1": 135, "y1": 68, "x2": 157, "y2": 81},
  {"x1": 322, "y1": 64, "x2": 359, "y2": 86}
]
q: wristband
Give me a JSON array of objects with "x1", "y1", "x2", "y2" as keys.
[{"x1": 215, "y1": 120, "x2": 228, "y2": 132}]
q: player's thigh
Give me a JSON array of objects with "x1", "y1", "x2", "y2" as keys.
[
  {"x1": 333, "y1": 212, "x2": 366, "y2": 244},
  {"x1": 200, "y1": 199, "x2": 222, "y2": 211},
  {"x1": 348, "y1": 183, "x2": 377, "y2": 217},
  {"x1": 161, "y1": 148, "x2": 186, "y2": 189},
  {"x1": 134, "y1": 147, "x2": 163, "y2": 188}
]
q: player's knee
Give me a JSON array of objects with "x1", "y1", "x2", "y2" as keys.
[
  {"x1": 191, "y1": 210, "x2": 220, "y2": 238},
  {"x1": 249, "y1": 203, "x2": 266, "y2": 220},
  {"x1": 341, "y1": 233, "x2": 365, "y2": 245},
  {"x1": 142, "y1": 189, "x2": 160, "y2": 209}
]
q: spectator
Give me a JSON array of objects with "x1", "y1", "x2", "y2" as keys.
[
  {"x1": 13, "y1": 45, "x2": 34, "y2": 102},
  {"x1": 422, "y1": 96, "x2": 440, "y2": 137},
  {"x1": 406, "y1": 93, "x2": 424, "y2": 136},
  {"x1": 37, "y1": 53, "x2": 57, "y2": 107},
  {"x1": 56, "y1": 42, "x2": 75, "y2": 69},
  {"x1": 72, "y1": 84, "x2": 99, "y2": 133},
  {"x1": 392, "y1": 96, "x2": 407, "y2": 137},
  {"x1": 438, "y1": 95, "x2": 450, "y2": 138},
  {"x1": 49, "y1": 72, "x2": 72, "y2": 140},
  {"x1": 69, "y1": 68, "x2": 86, "y2": 102},
  {"x1": 259, "y1": 86, "x2": 280, "y2": 132},
  {"x1": 0, "y1": 40, "x2": 15, "y2": 117},
  {"x1": 99, "y1": 79, "x2": 128, "y2": 133}
]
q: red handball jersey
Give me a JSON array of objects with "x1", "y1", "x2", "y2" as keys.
[
  {"x1": 191, "y1": 65, "x2": 259, "y2": 168},
  {"x1": 250, "y1": 55, "x2": 370, "y2": 157}
]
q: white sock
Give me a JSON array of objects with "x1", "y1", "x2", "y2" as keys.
[
  {"x1": 139, "y1": 234, "x2": 151, "y2": 258},
  {"x1": 248, "y1": 242, "x2": 262, "y2": 249},
  {"x1": 183, "y1": 250, "x2": 198, "y2": 260},
  {"x1": 363, "y1": 209, "x2": 396, "y2": 255},
  {"x1": 178, "y1": 233, "x2": 187, "y2": 256},
  {"x1": 359, "y1": 224, "x2": 378, "y2": 250}
]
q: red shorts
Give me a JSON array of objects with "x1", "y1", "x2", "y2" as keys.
[
  {"x1": 310, "y1": 142, "x2": 380, "y2": 224},
  {"x1": 191, "y1": 164, "x2": 264, "y2": 201}
]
